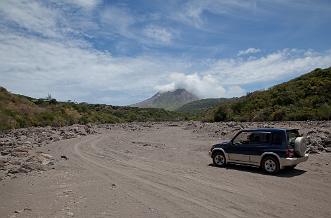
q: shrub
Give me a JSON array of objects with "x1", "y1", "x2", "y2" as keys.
[{"x1": 214, "y1": 106, "x2": 228, "y2": 122}]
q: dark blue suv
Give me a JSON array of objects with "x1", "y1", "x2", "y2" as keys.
[{"x1": 209, "y1": 128, "x2": 308, "y2": 174}]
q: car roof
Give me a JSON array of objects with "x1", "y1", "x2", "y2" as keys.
[{"x1": 241, "y1": 128, "x2": 299, "y2": 132}]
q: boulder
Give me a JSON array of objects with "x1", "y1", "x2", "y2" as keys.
[{"x1": 0, "y1": 156, "x2": 8, "y2": 168}]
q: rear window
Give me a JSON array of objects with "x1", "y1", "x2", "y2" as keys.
[{"x1": 287, "y1": 130, "x2": 300, "y2": 147}]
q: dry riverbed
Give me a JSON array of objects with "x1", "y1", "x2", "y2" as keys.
[{"x1": 0, "y1": 121, "x2": 330, "y2": 217}]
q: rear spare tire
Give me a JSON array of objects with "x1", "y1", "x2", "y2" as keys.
[{"x1": 294, "y1": 137, "x2": 307, "y2": 157}]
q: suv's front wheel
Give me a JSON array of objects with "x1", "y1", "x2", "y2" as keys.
[
  {"x1": 261, "y1": 156, "x2": 280, "y2": 174},
  {"x1": 213, "y1": 152, "x2": 226, "y2": 167}
]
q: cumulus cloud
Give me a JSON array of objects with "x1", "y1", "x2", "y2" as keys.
[
  {"x1": 155, "y1": 49, "x2": 331, "y2": 98},
  {"x1": 154, "y1": 73, "x2": 245, "y2": 98},
  {"x1": 155, "y1": 83, "x2": 176, "y2": 93},
  {"x1": 237, "y1": 48, "x2": 261, "y2": 56}
]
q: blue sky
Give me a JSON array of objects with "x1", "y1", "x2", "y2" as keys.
[{"x1": 0, "y1": 0, "x2": 331, "y2": 105}]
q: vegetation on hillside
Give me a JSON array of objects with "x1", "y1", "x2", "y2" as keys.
[
  {"x1": 0, "y1": 87, "x2": 187, "y2": 130},
  {"x1": 1, "y1": 67, "x2": 330, "y2": 130},
  {"x1": 176, "y1": 98, "x2": 231, "y2": 114},
  {"x1": 208, "y1": 67, "x2": 331, "y2": 122}
]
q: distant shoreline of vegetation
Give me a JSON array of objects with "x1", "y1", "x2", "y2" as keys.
[
  {"x1": 1, "y1": 67, "x2": 330, "y2": 131},
  {"x1": 0, "y1": 87, "x2": 187, "y2": 130}
]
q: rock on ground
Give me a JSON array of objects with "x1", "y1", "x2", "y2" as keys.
[
  {"x1": 0, "y1": 121, "x2": 330, "y2": 181},
  {"x1": 0, "y1": 124, "x2": 98, "y2": 180}
]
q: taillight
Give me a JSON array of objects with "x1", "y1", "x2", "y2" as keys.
[{"x1": 286, "y1": 148, "x2": 294, "y2": 158}]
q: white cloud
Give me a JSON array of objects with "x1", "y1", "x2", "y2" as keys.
[
  {"x1": 143, "y1": 25, "x2": 173, "y2": 44},
  {"x1": 173, "y1": 0, "x2": 331, "y2": 29},
  {"x1": 99, "y1": 7, "x2": 176, "y2": 46},
  {"x1": 68, "y1": 0, "x2": 99, "y2": 9},
  {"x1": 154, "y1": 73, "x2": 245, "y2": 98},
  {"x1": 0, "y1": 2, "x2": 172, "y2": 47},
  {"x1": 0, "y1": 0, "x2": 330, "y2": 105},
  {"x1": 237, "y1": 48, "x2": 261, "y2": 56},
  {"x1": 176, "y1": 1, "x2": 205, "y2": 28},
  {"x1": 1, "y1": 29, "x2": 330, "y2": 104},
  {"x1": 0, "y1": 31, "x2": 190, "y2": 105},
  {"x1": 100, "y1": 6, "x2": 135, "y2": 38},
  {"x1": 155, "y1": 83, "x2": 176, "y2": 93},
  {"x1": 0, "y1": 0, "x2": 60, "y2": 38},
  {"x1": 155, "y1": 49, "x2": 331, "y2": 98},
  {"x1": 206, "y1": 49, "x2": 331, "y2": 85},
  {"x1": 173, "y1": 0, "x2": 259, "y2": 28},
  {"x1": 0, "y1": 0, "x2": 99, "y2": 40},
  {"x1": 226, "y1": 85, "x2": 246, "y2": 97}
]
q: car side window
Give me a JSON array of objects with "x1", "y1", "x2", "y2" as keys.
[
  {"x1": 249, "y1": 132, "x2": 271, "y2": 144},
  {"x1": 233, "y1": 132, "x2": 253, "y2": 145},
  {"x1": 272, "y1": 132, "x2": 283, "y2": 145},
  {"x1": 233, "y1": 132, "x2": 271, "y2": 145}
]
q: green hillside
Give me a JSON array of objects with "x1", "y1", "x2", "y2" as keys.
[
  {"x1": 209, "y1": 67, "x2": 331, "y2": 122},
  {"x1": 176, "y1": 98, "x2": 230, "y2": 114},
  {"x1": 0, "y1": 87, "x2": 186, "y2": 130}
]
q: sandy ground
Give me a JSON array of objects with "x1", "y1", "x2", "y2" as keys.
[{"x1": 1, "y1": 122, "x2": 331, "y2": 218}]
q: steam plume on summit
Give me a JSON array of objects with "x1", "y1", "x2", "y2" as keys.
[{"x1": 154, "y1": 72, "x2": 245, "y2": 98}]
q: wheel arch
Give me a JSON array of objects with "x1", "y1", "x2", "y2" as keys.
[
  {"x1": 211, "y1": 148, "x2": 228, "y2": 163},
  {"x1": 260, "y1": 152, "x2": 281, "y2": 167}
]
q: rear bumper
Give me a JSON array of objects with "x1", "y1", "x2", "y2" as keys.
[{"x1": 280, "y1": 154, "x2": 309, "y2": 168}]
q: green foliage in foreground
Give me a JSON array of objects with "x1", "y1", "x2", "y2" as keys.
[
  {"x1": 208, "y1": 67, "x2": 331, "y2": 122},
  {"x1": 0, "y1": 87, "x2": 187, "y2": 130}
]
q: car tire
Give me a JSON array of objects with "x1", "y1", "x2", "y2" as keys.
[
  {"x1": 213, "y1": 152, "x2": 226, "y2": 167},
  {"x1": 261, "y1": 156, "x2": 280, "y2": 174}
]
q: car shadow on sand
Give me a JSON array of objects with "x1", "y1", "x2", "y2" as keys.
[{"x1": 208, "y1": 164, "x2": 306, "y2": 177}]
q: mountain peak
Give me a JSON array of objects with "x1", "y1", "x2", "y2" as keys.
[{"x1": 132, "y1": 89, "x2": 199, "y2": 111}]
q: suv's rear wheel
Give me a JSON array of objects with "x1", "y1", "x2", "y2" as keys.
[
  {"x1": 261, "y1": 156, "x2": 280, "y2": 174},
  {"x1": 213, "y1": 152, "x2": 226, "y2": 167}
]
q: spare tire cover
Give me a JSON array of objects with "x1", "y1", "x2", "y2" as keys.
[{"x1": 294, "y1": 137, "x2": 307, "y2": 157}]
